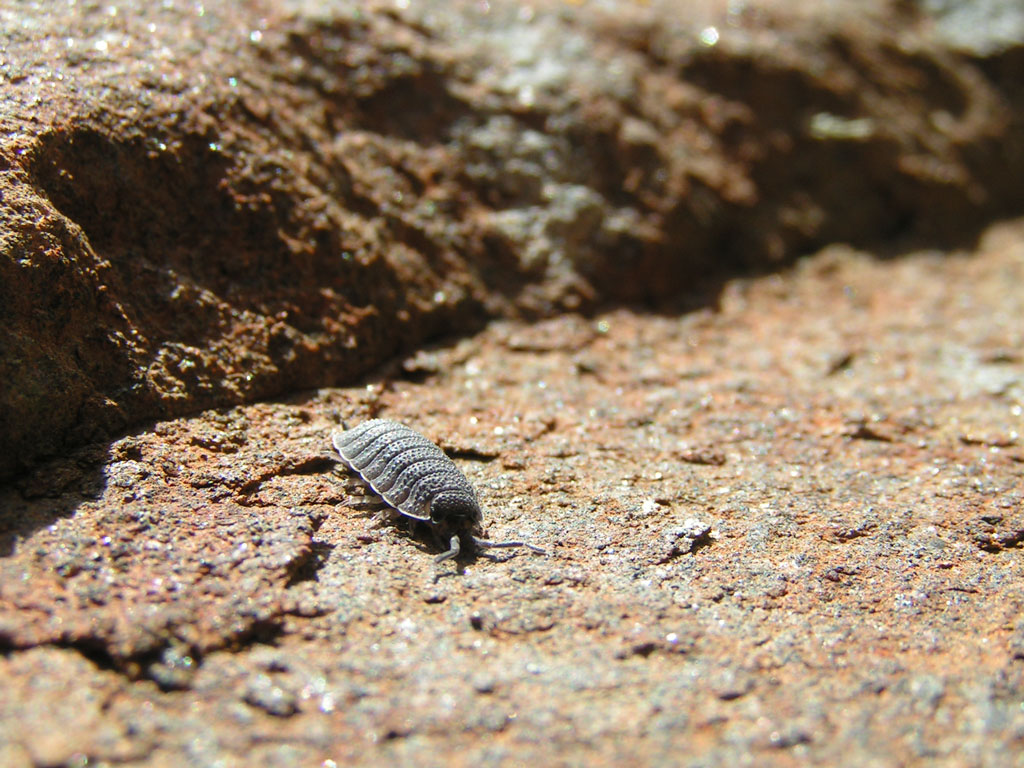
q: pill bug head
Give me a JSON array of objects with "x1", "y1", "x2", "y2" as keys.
[{"x1": 428, "y1": 490, "x2": 482, "y2": 528}]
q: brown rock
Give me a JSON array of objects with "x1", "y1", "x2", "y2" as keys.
[
  {"x1": 4, "y1": 0, "x2": 1024, "y2": 477},
  {"x1": 3, "y1": 1, "x2": 1024, "y2": 765}
]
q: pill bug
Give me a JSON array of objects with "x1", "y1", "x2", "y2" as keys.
[{"x1": 331, "y1": 419, "x2": 546, "y2": 562}]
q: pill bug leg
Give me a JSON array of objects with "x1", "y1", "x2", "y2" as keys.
[
  {"x1": 334, "y1": 476, "x2": 390, "y2": 515},
  {"x1": 348, "y1": 494, "x2": 389, "y2": 514}
]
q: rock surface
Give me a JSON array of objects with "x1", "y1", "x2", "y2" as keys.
[
  {"x1": 3, "y1": 218, "x2": 1023, "y2": 766},
  {"x1": 2, "y1": 0, "x2": 1024, "y2": 766}
]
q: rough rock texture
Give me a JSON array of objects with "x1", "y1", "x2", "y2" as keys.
[
  {"x1": 3, "y1": 0, "x2": 1024, "y2": 478},
  {"x1": 3, "y1": 0, "x2": 1024, "y2": 765},
  {"x1": 2, "y1": 218, "x2": 1023, "y2": 766}
]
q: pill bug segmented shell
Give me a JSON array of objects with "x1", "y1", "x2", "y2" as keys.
[{"x1": 331, "y1": 419, "x2": 545, "y2": 562}]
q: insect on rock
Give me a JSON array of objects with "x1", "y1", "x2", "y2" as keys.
[{"x1": 331, "y1": 419, "x2": 546, "y2": 562}]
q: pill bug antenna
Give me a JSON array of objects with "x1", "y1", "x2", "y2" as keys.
[
  {"x1": 435, "y1": 534, "x2": 461, "y2": 563},
  {"x1": 472, "y1": 536, "x2": 547, "y2": 556}
]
